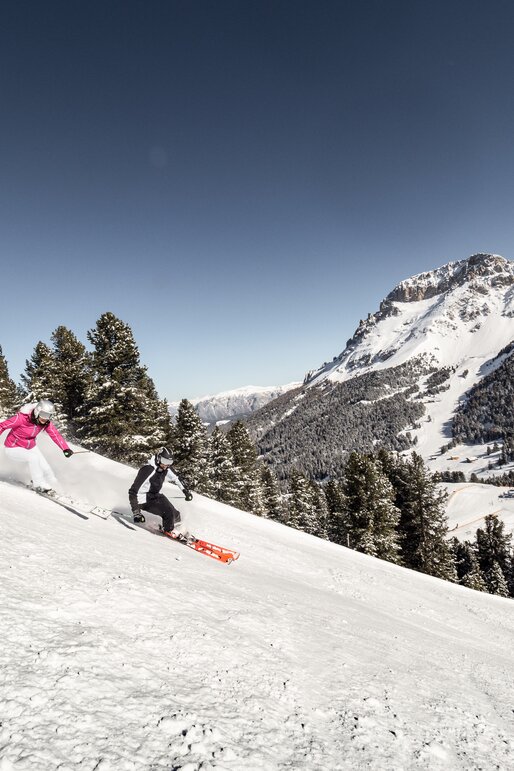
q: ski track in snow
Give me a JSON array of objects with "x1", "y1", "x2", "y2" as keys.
[{"x1": 1, "y1": 462, "x2": 514, "y2": 770}]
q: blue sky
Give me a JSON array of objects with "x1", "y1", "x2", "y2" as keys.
[{"x1": 1, "y1": 0, "x2": 514, "y2": 402}]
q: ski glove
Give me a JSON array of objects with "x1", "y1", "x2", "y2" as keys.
[
  {"x1": 63, "y1": 449, "x2": 74, "y2": 458},
  {"x1": 132, "y1": 508, "x2": 146, "y2": 523},
  {"x1": 184, "y1": 489, "x2": 193, "y2": 502}
]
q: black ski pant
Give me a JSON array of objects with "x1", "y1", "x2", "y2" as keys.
[{"x1": 142, "y1": 494, "x2": 181, "y2": 532}]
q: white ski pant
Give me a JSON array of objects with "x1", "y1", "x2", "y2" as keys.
[{"x1": 4, "y1": 446, "x2": 57, "y2": 489}]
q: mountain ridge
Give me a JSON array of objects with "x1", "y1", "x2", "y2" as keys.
[
  {"x1": 170, "y1": 382, "x2": 300, "y2": 424},
  {"x1": 248, "y1": 253, "x2": 514, "y2": 479}
]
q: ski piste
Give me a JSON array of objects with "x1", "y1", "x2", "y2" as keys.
[
  {"x1": 34, "y1": 489, "x2": 111, "y2": 519},
  {"x1": 8, "y1": 481, "x2": 240, "y2": 564},
  {"x1": 4, "y1": 481, "x2": 106, "y2": 521},
  {"x1": 161, "y1": 530, "x2": 240, "y2": 564},
  {"x1": 34, "y1": 489, "x2": 91, "y2": 520}
]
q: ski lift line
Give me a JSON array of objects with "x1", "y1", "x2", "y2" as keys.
[
  {"x1": 450, "y1": 509, "x2": 503, "y2": 532},
  {"x1": 447, "y1": 487, "x2": 469, "y2": 501}
]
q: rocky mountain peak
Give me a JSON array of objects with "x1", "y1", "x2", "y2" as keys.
[
  {"x1": 387, "y1": 253, "x2": 513, "y2": 303},
  {"x1": 304, "y1": 254, "x2": 514, "y2": 386}
]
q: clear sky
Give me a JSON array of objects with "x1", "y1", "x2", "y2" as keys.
[{"x1": 2, "y1": 0, "x2": 514, "y2": 402}]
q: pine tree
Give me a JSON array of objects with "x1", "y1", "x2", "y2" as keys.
[
  {"x1": 391, "y1": 452, "x2": 456, "y2": 580},
  {"x1": 310, "y1": 480, "x2": 329, "y2": 539},
  {"x1": 288, "y1": 469, "x2": 318, "y2": 533},
  {"x1": 342, "y1": 452, "x2": 401, "y2": 562},
  {"x1": 157, "y1": 398, "x2": 176, "y2": 448},
  {"x1": 451, "y1": 539, "x2": 487, "y2": 591},
  {"x1": 22, "y1": 341, "x2": 59, "y2": 401},
  {"x1": 261, "y1": 466, "x2": 285, "y2": 522},
  {"x1": 0, "y1": 346, "x2": 21, "y2": 418},
  {"x1": 209, "y1": 425, "x2": 240, "y2": 505},
  {"x1": 475, "y1": 514, "x2": 512, "y2": 589},
  {"x1": 452, "y1": 539, "x2": 476, "y2": 581},
  {"x1": 325, "y1": 479, "x2": 348, "y2": 545},
  {"x1": 78, "y1": 312, "x2": 167, "y2": 464},
  {"x1": 50, "y1": 326, "x2": 92, "y2": 434},
  {"x1": 227, "y1": 421, "x2": 264, "y2": 515},
  {"x1": 485, "y1": 561, "x2": 510, "y2": 597},
  {"x1": 172, "y1": 399, "x2": 212, "y2": 492},
  {"x1": 144, "y1": 380, "x2": 176, "y2": 453},
  {"x1": 21, "y1": 341, "x2": 68, "y2": 430},
  {"x1": 461, "y1": 561, "x2": 488, "y2": 592}
]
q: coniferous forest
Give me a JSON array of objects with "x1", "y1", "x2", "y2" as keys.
[
  {"x1": 0, "y1": 314, "x2": 512, "y2": 600},
  {"x1": 452, "y1": 344, "x2": 514, "y2": 445}
]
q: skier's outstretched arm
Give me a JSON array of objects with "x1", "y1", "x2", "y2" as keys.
[
  {"x1": 45, "y1": 422, "x2": 72, "y2": 454},
  {"x1": 167, "y1": 468, "x2": 193, "y2": 500}
]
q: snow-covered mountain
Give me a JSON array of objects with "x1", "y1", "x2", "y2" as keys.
[
  {"x1": 307, "y1": 252, "x2": 514, "y2": 388},
  {"x1": 249, "y1": 253, "x2": 514, "y2": 478},
  {"x1": 171, "y1": 382, "x2": 300, "y2": 424},
  {"x1": 1, "y1": 442, "x2": 514, "y2": 770}
]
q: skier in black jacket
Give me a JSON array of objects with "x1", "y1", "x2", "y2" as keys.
[{"x1": 128, "y1": 447, "x2": 193, "y2": 533}]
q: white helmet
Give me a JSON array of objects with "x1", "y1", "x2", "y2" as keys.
[{"x1": 34, "y1": 399, "x2": 55, "y2": 421}]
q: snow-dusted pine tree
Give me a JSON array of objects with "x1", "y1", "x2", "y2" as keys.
[
  {"x1": 21, "y1": 341, "x2": 68, "y2": 431},
  {"x1": 288, "y1": 469, "x2": 318, "y2": 533},
  {"x1": 22, "y1": 341, "x2": 58, "y2": 400},
  {"x1": 50, "y1": 326, "x2": 92, "y2": 435},
  {"x1": 451, "y1": 539, "x2": 487, "y2": 591},
  {"x1": 461, "y1": 563, "x2": 488, "y2": 592},
  {"x1": 342, "y1": 452, "x2": 401, "y2": 562},
  {"x1": 0, "y1": 346, "x2": 21, "y2": 418},
  {"x1": 78, "y1": 312, "x2": 168, "y2": 464},
  {"x1": 324, "y1": 479, "x2": 348, "y2": 545},
  {"x1": 172, "y1": 399, "x2": 212, "y2": 492},
  {"x1": 309, "y1": 480, "x2": 329, "y2": 540},
  {"x1": 391, "y1": 452, "x2": 456, "y2": 580},
  {"x1": 485, "y1": 561, "x2": 510, "y2": 597},
  {"x1": 227, "y1": 421, "x2": 264, "y2": 516},
  {"x1": 209, "y1": 425, "x2": 240, "y2": 506},
  {"x1": 475, "y1": 514, "x2": 512, "y2": 592},
  {"x1": 261, "y1": 466, "x2": 285, "y2": 522}
]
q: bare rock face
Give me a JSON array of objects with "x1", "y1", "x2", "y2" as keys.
[{"x1": 387, "y1": 254, "x2": 513, "y2": 303}]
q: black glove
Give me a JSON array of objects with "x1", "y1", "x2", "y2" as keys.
[
  {"x1": 184, "y1": 488, "x2": 193, "y2": 502},
  {"x1": 63, "y1": 449, "x2": 74, "y2": 458},
  {"x1": 132, "y1": 509, "x2": 146, "y2": 523}
]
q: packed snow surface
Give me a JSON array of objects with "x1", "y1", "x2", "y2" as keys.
[
  {"x1": 1, "y1": 442, "x2": 514, "y2": 770},
  {"x1": 444, "y1": 481, "x2": 514, "y2": 540}
]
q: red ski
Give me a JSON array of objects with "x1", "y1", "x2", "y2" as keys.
[{"x1": 162, "y1": 531, "x2": 240, "y2": 564}]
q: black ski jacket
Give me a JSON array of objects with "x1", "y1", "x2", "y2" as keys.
[{"x1": 129, "y1": 464, "x2": 184, "y2": 511}]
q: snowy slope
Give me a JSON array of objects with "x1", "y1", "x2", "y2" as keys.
[
  {"x1": 444, "y1": 481, "x2": 514, "y2": 540},
  {"x1": 1, "y1": 444, "x2": 514, "y2": 770}
]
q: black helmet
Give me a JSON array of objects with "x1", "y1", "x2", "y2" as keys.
[{"x1": 155, "y1": 447, "x2": 173, "y2": 467}]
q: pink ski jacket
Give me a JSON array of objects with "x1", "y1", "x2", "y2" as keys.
[{"x1": 0, "y1": 411, "x2": 70, "y2": 451}]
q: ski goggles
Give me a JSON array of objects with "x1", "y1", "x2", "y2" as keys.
[
  {"x1": 158, "y1": 457, "x2": 173, "y2": 467},
  {"x1": 37, "y1": 412, "x2": 52, "y2": 422}
]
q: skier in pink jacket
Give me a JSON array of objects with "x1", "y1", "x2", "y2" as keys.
[{"x1": 0, "y1": 399, "x2": 73, "y2": 493}]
